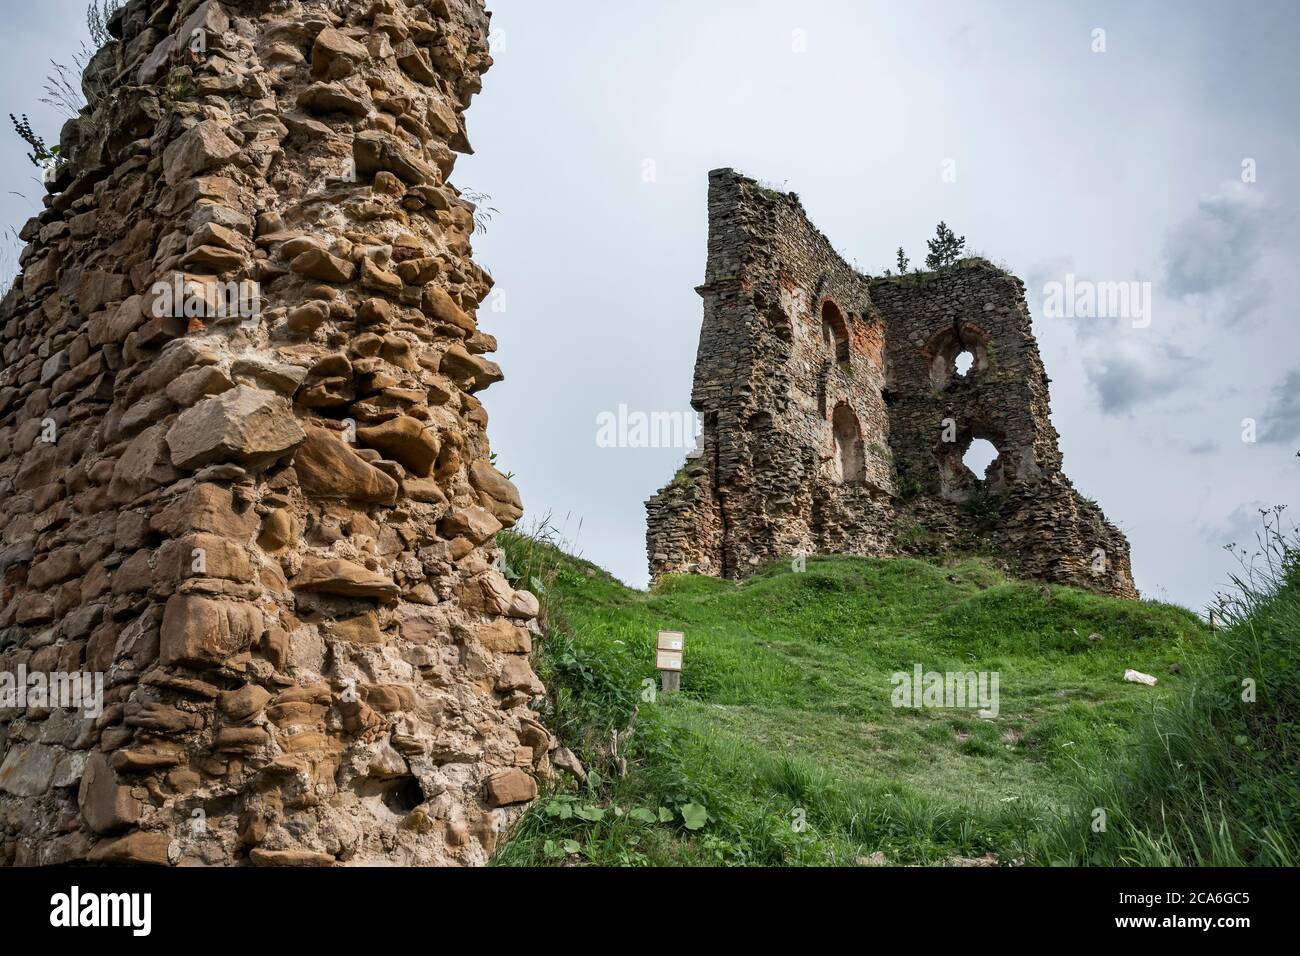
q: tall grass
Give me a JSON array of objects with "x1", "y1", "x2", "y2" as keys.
[
  {"x1": 497, "y1": 516, "x2": 643, "y2": 769},
  {"x1": 1040, "y1": 507, "x2": 1299, "y2": 865},
  {"x1": 492, "y1": 523, "x2": 1225, "y2": 866}
]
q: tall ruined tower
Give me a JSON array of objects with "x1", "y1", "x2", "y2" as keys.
[
  {"x1": 0, "y1": 0, "x2": 549, "y2": 867},
  {"x1": 648, "y1": 169, "x2": 1136, "y2": 599}
]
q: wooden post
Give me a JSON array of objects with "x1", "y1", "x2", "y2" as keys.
[{"x1": 656, "y1": 631, "x2": 684, "y2": 693}]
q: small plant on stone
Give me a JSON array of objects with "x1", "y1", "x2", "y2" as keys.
[
  {"x1": 459, "y1": 188, "x2": 499, "y2": 234},
  {"x1": 895, "y1": 473, "x2": 923, "y2": 502},
  {"x1": 896, "y1": 247, "x2": 910, "y2": 274},
  {"x1": 9, "y1": 114, "x2": 60, "y2": 169},
  {"x1": 86, "y1": 1, "x2": 124, "y2": 48},
  {"x1": 962, "y1": 486, "x2": 1000, "y2": 531},
  {"x1": 8, "y1": 2, "x2": 126, "y2": 174},
  {"x1": 925, "y1": 221, "x2": 967, "y2": 271},
  {"x1": 488, "y1": 450, "x2": 515, "y2": 480}
]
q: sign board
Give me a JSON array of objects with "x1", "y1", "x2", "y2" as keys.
[
  {"x1": 656, "y1": 649, "x2": 683, "y2": 672},
  {"x1": 657, "y1": 631, "x2": 684, "y2": 652},
  {"x1": 656, "y1": 632, "x2": 684, "y2": 673}
]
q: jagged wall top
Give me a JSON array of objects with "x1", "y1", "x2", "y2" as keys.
[{"x1": 647, "y1": 168, "x2": 1137, "y2": 599}]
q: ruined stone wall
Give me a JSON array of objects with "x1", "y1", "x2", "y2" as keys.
[
  {"x1": 0, "y1": 0, "x2": 552, "y2": 868},
  {"x1": 872, "y1": 263, "x2": 1137, "y2": 598},
  {"x1": 648, "y1": 169, "x2": 1137, "y2": 599},
  {"x1": 647, "y1": 170, "x2": 895, "y2": 579}
]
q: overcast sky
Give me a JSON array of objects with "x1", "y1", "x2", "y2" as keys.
[{"x1": 4, "y1": 1, "x2": 1297, "y2": 612}]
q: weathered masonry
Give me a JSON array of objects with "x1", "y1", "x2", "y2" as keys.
[
  {"x1": 647, "y1": 169, "x2": 1136, "y2": 599},
  {"x1": 0, "y1": 0, "x2": 551, "y2": 867}
]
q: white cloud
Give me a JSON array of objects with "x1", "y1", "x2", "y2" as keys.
[{"x1": 1161, "y1": 183, "x2": 1284, "y2": 326}]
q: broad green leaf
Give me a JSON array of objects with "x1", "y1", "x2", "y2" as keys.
[{"x1": 680, "y1": 803, "x2": 709, "y2": 830}]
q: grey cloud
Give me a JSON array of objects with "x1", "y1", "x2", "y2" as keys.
[
  {"x1": 1201, "y1": 501, "x2": 1287, "y2": 552},
  {"x1": 1084, "y1": 345, "x2": 1199, "y2": 415},
  {"x1": 1161, "y1": 184, "x2": 1283, "y2": 325},
  {"x1": 1260, "y1": 369, "x2": 1300, "y2": 445}
]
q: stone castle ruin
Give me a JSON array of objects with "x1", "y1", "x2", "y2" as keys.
[
  {"x1": 648, "y1": 169, "x2": 1137, "y2": 600},
  {"x1": 0, "y1": 0, "x2": 551, "y2": 867}
]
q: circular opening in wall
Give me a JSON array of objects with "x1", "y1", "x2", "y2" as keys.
[
  {"x1": 926, "y1": 324, "x2": 990, "y2": 391},
  {"x1": 963, "y1": 439, "x2": 999, "y2": 480}
]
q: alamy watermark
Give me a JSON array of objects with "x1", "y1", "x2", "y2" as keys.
[
  {"x1": 1, "y1": 665, "x2": 103, "y2": 718},
  {"x1": 1042, "y1": 274, "x2": 1151, "y2": 329},
  {"x1": 49, "y1": 886, "x2": 151, "y2": 936},
  {"x1": 596, "y1": 404, "x2": 703, "y2": 452},
  {"x1": 890, "y1": 664, "x2": 1000, "y2": 718},
  {"x1": 150, "y1": 273, "x2": 263, "y2": 326}
]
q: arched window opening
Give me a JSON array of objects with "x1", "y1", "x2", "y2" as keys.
[
  {"x1": 926, "y1": 324, "x2": 990, "y2": 390},
  {"x1": 962, "y1": 439, "x2": 999, "y2": 481},
  {"x1": 821, "y1": 300, "x2": 850, "y2": 366},
  {"x1": 936, "y1": 428, "x2": 1008, "y2": 502},
  {"x1": 831, "y1": 403, "x2": 865, "y2": 484}
]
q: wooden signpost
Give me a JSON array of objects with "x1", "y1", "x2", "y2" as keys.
[{"x1": 657, "y1": 631, "x2": 684, "y2": 693}]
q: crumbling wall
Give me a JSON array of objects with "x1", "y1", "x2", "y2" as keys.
[
  {"x1": 0, "y1": 0, "x2": 550, "y2": 868},
  {"x1": 872, "y1": 263, "x2": 1137, "y2": 598},
  {"x1": 647, "y1": 170, "x2": 895, "y2": 579},
  {"x1": 648, "y1": 169, "x2": 1137, "y2": 599}
]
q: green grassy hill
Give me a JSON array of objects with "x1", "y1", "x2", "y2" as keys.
[{"x1": 492, "y1": 523, "x2": 1297, "y2": 867}]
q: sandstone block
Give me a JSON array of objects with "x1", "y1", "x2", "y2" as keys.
[
  {"x1": 165, "y1": 385, "x2": 305, "y2": 470},
  {"x1": 298, "y1": 82, "x2": 371, "y2": 117},
  {"x1": 159, "y1": 594, "x2": 264, "y2": 667},
  {"x1": 163, "y1": 120, "x2": 240, "y2": 188},
  {"x1": 440, "y1": 344, "x2": 503, "y2": 393},
  {"x1": 293, "y1": 425, "x2": 399, "y2": 504},
  {"x1": 439, "y1": 506, "x2": 502, "y2": 545},
  {"x1": 290, "y1": 247, "x2": 355, "y2": 283},
  {"x1": 151, "y1": 483, "x2": 259, "y2": 539},
  {"x1": 475, "y1": 618, "x2": 531, "y2": 654},
  {"x1": 0, "y1": 743, "x2": 58, "y2": 797},
  {"x1": 78, "y1": 751, "x2": 142, "y2": 834},
  {"x1": 353, "y1": 129, "x2": 438, "y2": 186},
  {"x1": 292, "y1": 557, "x2": 400, "y2": 601},
  {"x1": 470, "y1": 459, "x2": 524, "y2": 525},
  {"x1": 484, "y1": 768, "x2": 537, "y2": 808},
  {"x1": 421, "y1": 284, "x2": 476, "y2": 335},
  {"x1": 326, "y1": 613, "x2": 385, "y2": 644},
  {"x1": 356, "y1": 415, "x2": 440, "y2": 477},
  {"x1": 157, "y1": 532, "x2": 253, "y2": 584},
  {"x1": 456, "y1": 570, "x2": 515, "y2": 616},
  {"x1": 86, "y1": 831, "x2": 171, "y2": 866},
  {"x1": 508, "y1": 590, "x2": 541, "y2": 621},
  {"x1": 219, "y1": 684, "x2": 272, "y2": 722},
  {"x1": 109, "y1": 423, "x2": 180, "y2": 504},
  {"x1": 496, "y1": 657, "x2": 545, "y2": 695},
  {"x1": 165, "y1": 365, "x2": 235, "y2": 407},
  {"x1": 311, "y1": 27, "x2": 370, "y2": 79},
  {"x1": 257, "y1": 509, "x2": 294, "y2": 552}
]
